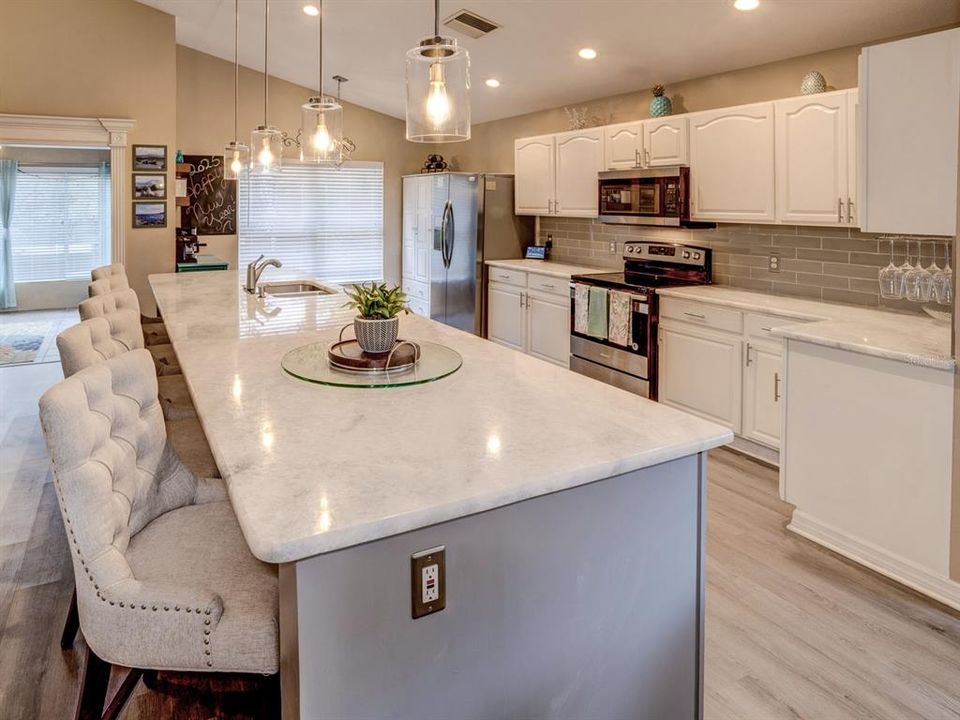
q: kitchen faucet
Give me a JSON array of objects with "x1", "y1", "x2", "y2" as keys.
[{"x1": 245, "y1": 255, "x2": 283, "y2": 294}]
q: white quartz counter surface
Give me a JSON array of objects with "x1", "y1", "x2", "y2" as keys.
[
  {"x1": 150, "y1": 271, "x2": 732, "y2": 563},
  {"x1": 486, "y1": 258, "x2": 609, "y2": 278},
  {"x1": 657, "y1": 285, "x2": 954, "y2": 371}
]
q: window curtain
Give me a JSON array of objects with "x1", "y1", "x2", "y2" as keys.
[{"x1": 0, "y1": 159, "x2": 17, "y2": 308}]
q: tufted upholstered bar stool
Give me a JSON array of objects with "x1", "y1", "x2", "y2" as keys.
[
  {"x1": 79, "y1": 289, "x2": 180, "y2": 375},
  {"x1": 38, "y1": 350, "x2": 278, "y2": 720},
  {"x1": 71, "y1": 300, "x2": 220, "y2": 479},
  {"x1": 90, "y1": 263, "x2": 169, "y2": 343}
]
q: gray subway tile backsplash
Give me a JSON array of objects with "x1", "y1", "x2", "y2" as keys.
[{"x1": 539, "y1": 217, "x2": 936, "y2": 311}]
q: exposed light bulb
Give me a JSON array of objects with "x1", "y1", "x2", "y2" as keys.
[
  {"x1": 734, "y1": 0, "x2": 759, "y2": 9},
  {"x1": 311, "y1": 120, "x2": 332, "y2": 152},
  {"x1": 578, "y1": 48, "x2": 597, "y2": 60},
  {"x1": 302, "y1": 4, "x2": 319, "y2": 16},
  {"x1": 258, "y1": 137, "x2": 274, "y2": 168},
  {"x1": 426, "y1": 63, "x2": 451, "y2": 126},
  {"x1": 230, "y1": 148, "x2": 243, "y2": 174},
  {"x1": 485, "y1": 78, "x2": 501, "y2": 88}
]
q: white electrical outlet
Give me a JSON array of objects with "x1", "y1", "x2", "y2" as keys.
[
  {"x1": 609, "y1": 242, "x2": 617, "y2": 254},
  {"x1": 422, "y1": 564, "x2": 439, "y2": 603}
]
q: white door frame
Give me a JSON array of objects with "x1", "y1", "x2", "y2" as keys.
[{"x1": 0, "y1": 113, "x2": 136, "y2": 265}]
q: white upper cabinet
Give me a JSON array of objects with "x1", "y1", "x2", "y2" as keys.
[
  {"x1": 775, "y1": 90, "x2": 855, "y2": 226},
  {"x1": 689, "y1": 102, "x2": 776, "y2": 223},
  {"x1": 859, "y1": 27, "x2": 960, "y2": 237},
  {"x1": 644, "y1": 117, "x2": 689, "y2": 167},
  {"x1": 554, "y1": 128, "x2": 604, "y2": 217},
  {"x1": 603, "y1": 122, "x2": 644, "y2": 170},
  {"x1": 514, "y1": 134, "x2": 555, "y2": 215}
]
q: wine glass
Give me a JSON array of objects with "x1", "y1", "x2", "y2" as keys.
[
  {"x1": 919, "y1": 240, "x2": 937, "y2": 303},
  {"x1": 896, "y1": 237, "x2": 913, "y2": 297},
  {"x1": 903, "y1": 239, "x2": 927, "y2": 302},
  {"x1": 878, "y1": 236, "x2": 902, "y2": 299},
  {"x1": 933, "y1": 240, "x2": 953, "y2": 305}
]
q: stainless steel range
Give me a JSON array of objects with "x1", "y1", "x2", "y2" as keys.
[{"x1": 569, "y1": 242, "x2": 712, "y2": 400}]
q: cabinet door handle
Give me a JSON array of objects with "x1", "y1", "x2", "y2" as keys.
[
  {"x1": 745, "y1": 342, "x2": 753, "y2": 367},
  {"x1": 837, "y1": 197, "x2": 843, "y2": 223},
  {"x1": 546, "y1": 199, "x2": 552, "y2": 214},
  {"x1": 847, "y1": 197, "x2": 854, "y2": 224},
  {"x1": 519, "y1": 291, "x2": 524, "y2": 308},
  {"x1": 774, "y1": 372, "x2": 781, "y2": 402},
  {"x1": 634, "y1": 148, "x2": 641, "y2": 168},
  {"x1": 645, "y1": 148, "x2": 651, "y2": 166},
  {"x1": 554, "y1": 200, "x2": 560, "y2": 214},
  {"x1": 683, "y1": 311, "x2": 706, "y2": 320}
]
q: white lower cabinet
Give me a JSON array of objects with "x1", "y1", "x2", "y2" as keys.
[
  {"x1": 526, "y1": 292, "x2": 570, "y2": 365},
  {"x1": 742, "y1": 339, "x2": 783, "y2": 447},
  {"x1": 488, "y1": 269, "x2": 570, "y2": 367},
  {"x1": 487, "y1": 282, "x2": 525, "y2": 351},
  {"x1": 658, "y1": 298, "x2": 805, "y2": 451},
  {"x1": 659, "y1": 321, "x2": 743, "y2": 432}
]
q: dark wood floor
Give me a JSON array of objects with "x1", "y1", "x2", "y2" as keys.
[{"x1": 2, "y1": 363, "x2": 959, "y2": 719}]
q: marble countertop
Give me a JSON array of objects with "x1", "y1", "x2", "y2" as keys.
[
  {"x1": 657, "y1": 285, "x2": 954, "y2": 371},
  {"x1": 150, "y1": 270, "x2": 732, "y2": 563},
  {"x1": 486, "y1": 258, "x2": 609, "y2": 278}
]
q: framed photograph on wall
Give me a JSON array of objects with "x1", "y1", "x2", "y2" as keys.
[
  {"x1": 133, "y1": 202, "x2": 166, "y2": 228},
  {"x1": 133, "y1": 173, "x2": 166, "y2": 199},
  {"x1": 133, "y1": 144, "x2": 167, "y2": 171}
]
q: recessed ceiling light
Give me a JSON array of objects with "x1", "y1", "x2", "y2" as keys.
[
  {"x1": 303, "y1": 4, "x2": 320, "y2": 16},
  {"x1": 734, "y1": 0, "x2": 759, "y2": 10},
  {"x1": 485, "y1": 78, "x2": 501, "y2": 88},
  {"x1": 578, "y1": 48, "x2": 598, "y2": 60}
]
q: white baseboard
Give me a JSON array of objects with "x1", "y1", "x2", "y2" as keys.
[{"x1": 788, "y1": 511, "x2": 960, "y2": 612}]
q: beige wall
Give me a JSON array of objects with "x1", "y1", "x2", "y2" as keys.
[
  {"x1": 177, "y1": 45, "x2": 424, "y2": 285},
  {"x1": 441, "y1": 45, "x2": 862, "y2": 174},
  {"x1": 0, "y1": 0, "x2": 176, "y2": 315}
]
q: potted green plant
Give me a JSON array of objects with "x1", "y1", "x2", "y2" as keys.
[{"x1": 343, "y1": 282, "x2": 410, "y2": 353}]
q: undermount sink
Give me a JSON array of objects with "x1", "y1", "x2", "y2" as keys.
[{"x1": 259, "y1": 280, "x2": 336, "y2": 297}]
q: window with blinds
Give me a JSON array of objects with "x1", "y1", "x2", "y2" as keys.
[
  {"x1": 238, "y1": 161, "x2": 384, "y2": 283},
  {"x1": 9, "y1": 165, "x2": 111, "y2": 283}
]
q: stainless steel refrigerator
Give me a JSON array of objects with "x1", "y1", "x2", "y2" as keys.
[{"x1": 421, "y1": 172, "x2": 533, "y2": 336}]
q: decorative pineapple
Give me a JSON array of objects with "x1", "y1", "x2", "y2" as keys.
[
  {"x1": 649, "y1": 85, "x2": 672, "y2": 118},
  {"x1": 800, "y1": 71, "x2": 827, "y2": 95}
]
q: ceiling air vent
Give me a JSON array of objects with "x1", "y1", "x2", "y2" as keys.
[{"x1": 443, "y1": 9, "x2": 500, "y2": 39}]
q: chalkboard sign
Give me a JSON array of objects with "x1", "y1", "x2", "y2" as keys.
[{"x1": 184, "y1": 154, "x2": 236, "y2": 235}]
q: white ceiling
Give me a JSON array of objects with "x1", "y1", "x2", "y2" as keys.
[{"x1": 138, "y1": 0, "x2": 960, "y2": 124}]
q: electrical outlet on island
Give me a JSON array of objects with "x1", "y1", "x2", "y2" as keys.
[
  {"x1": 411, "y1": 546, "x2": 446, "y2": 618},
  {"x1": 769, "y1": 254, "x2": 781, "y2": 272},
  {"x1": 609, "y1": 242, "x2": 617, "y2": 254}
]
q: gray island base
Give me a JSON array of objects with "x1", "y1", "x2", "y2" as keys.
[{"x1": 282, "y1": 454, "x2": 706, "y2": 720}]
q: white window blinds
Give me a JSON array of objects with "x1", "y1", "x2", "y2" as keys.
[
  {"x1": 9, "y1": 165, "x2": 111, "y2": 283},
  {"x1": 238, "y1": 161, "x2": 384, "y2": 283}
]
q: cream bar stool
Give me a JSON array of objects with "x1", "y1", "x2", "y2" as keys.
[
  {"x1": 76, "y1": 292, "x2": 219, "y2": 478},
  {"x1": 55, "y1": 318, "x2": 213, "y2": 654},
  {"x1": 79, "y1": 289, "x2": 181, "y2": 376},
  {"x1": 90, "y1": 263, "x2": 170, "y2": 342},
  {"x1": 88, "y1": 278, "x2": 169, "y2": 347},
  {"x1": 38, "y1": 350, "x2": 278, "y2": 720}
]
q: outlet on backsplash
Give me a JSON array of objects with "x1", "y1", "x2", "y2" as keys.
[{"x1": 769, "y1": 254, "x2": 780, "y2": 272}]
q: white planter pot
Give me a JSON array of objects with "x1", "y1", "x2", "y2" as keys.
[{"x1": 354, "y1": 316, "x2": 399, "y2": 353}]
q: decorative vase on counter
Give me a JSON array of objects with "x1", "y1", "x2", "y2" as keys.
[
  {"x1": 800, "y1": 71, "x2": 827, "y2": 95},
  {"x1": 649, "y1": 85, "x2": 672, "y2": 117},
  {"x1": 354, "y1": 317, "x2": 399, "y2": 354}
]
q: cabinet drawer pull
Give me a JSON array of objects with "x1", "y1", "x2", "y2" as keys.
[
  {"x1": 497, "y1": 273, "x2": 510, "y2": 280},
  {"x1": 760, "y1": 326, "x2": 773, "y2": 332},
  {"x1": 774, "y1": 372, "x2": 781, "y2": 402},
  {"x1": 683, "y1": 312, "x2": 706, "y2": 320},
  {"x1": 541, "y1": 282, "x2": 555, "y2": 289}
]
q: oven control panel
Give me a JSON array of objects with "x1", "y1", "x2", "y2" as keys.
[{"x1": 623, "y1": 242, "x2": 708, "y2": 267}]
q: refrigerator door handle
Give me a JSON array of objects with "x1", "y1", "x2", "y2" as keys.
[{"x1": 442, "y1": 201, "x2": 454, "y2": 269}]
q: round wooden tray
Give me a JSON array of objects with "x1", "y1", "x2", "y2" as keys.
[{"x1": 327, "y1": 339, "x2": 421, "y2": 373}]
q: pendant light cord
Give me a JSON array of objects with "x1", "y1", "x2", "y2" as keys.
[
  {"x1": 233, "y1": 0, "x2": 239, "y2": 142},
  {"x1": 434, "y1": 0, "x2": 439, "y2": 38},
  {"x1": 263, "y1": 0, "x2": 269, "y2": 125},
  {"x1": 318, "y1": 0, "x2": 323, "y2": 96}
]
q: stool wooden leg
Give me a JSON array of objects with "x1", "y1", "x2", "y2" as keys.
[
  {"x1": 102, "y1": 668, "x2": 143, "y2": 720},
  {"x1": 75, "y1": 647, "x2": 110, "y2": 720},
  {"x1": 60, "y1": 590, "x2": 79, "y2": 650}
]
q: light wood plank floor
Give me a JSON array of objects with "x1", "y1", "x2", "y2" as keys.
[{"x1": 1, "y1": 362, "x2": 959, "y2": 719}]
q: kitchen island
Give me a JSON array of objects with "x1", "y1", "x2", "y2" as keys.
[{"x1": 150, "y1": 270, "x2": 732, "y2": 720}]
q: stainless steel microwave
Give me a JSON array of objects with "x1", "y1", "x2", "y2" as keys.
[{"x1": 598, "y1": 166, "x2": 693, "y2": 227}]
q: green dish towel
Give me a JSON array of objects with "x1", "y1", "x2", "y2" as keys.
[{"x1": 587, "y1": 286, "x2": 609, "y2": 340}]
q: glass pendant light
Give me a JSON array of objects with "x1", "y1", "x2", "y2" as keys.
[
  {"x1": 224, "y1": 0, "x2": 249, "y2": 179},
  {"x1": 300, "y1": 0, "x2": 342, "y2": 163},
  {"x1": 405, "y1": 0, "x2": 470, "y2": 143},
  {"x1": 250, "y1": 0, "x2": 281, "y2": 174}
]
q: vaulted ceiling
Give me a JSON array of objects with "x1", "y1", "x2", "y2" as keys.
[{"x1": 138, "y1": 0, "x2": 960, "y2": 123}]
